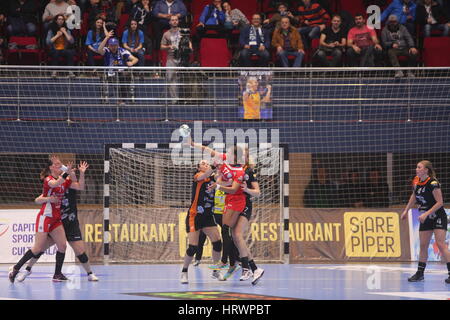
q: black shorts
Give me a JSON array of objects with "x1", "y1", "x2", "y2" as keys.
[
  {"x1": 239, "y1": 197, "x2": 253, "y2": 220},
  {"x1": 213, "y1": 213, "x2": 223, "y2": 227},
  {"x1": 419, "y1": 209, "x2": 448, "y2": 232},
  {"x1": 186, "y1": 210, "x2": 217, "y2": 233},
  {"x1": 62, "y1": 219, "x2": 83, "y2": 242}
]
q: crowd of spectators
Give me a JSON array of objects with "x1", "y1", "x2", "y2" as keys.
[{"x1": 0, "y1": 0, "x2": 449, "y2": 73}]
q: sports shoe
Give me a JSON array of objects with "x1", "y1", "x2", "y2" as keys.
[
  {"x1": 52, "y1": 273, "x2": 68, "y2": 282},
  {"x1": 180, "y1": 272, "x2": 188, "y2": 284},
  {"x1": 445, "y1": 276, "x2": 450, "y2": 284},
  {"x1": 407, "y1": 71, "x2": 415, "y2": 78},
  {"x1": 68, "y1": 72, "x2": 76, "y2": 78},
  {"x1": 208, "y1": 262, "x2": 228, "y2": 270},
  {"x1": 193, "y1": 260, "x2": 200, "y2": 267},
  {"x1": 16, "y1": 269, "x2": 32, "y2": 282},
  {"x1": 394, "y1": 70, "x2": 404, "y2": 78},
  {"x1": 8, "y1": 266, "x2": 19, "y2": 283},
  {"x1": 239, "y1": 268, "x2": 253, "y2": 281},
  {"x1": 51, "y1": 71, "x2": 57, "y2": 78},
  {"x1": 252, "y1": 268, "x2": 265, "y2": 285},
  {"x1": 212, "y1": 270, "x2": 224, "y2": 281},
  {"x1": 407, "y1": 272, "x2": 424, "y2": 282},
  {"x1": 88, "y1": 273, "x2": 99, "y2": 281},
  {"x1": 222, "y1": 264, "x2": 240, "y2": 281}
]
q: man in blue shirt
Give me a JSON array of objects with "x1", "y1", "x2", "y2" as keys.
[
  {"x1": 152, "y1": 0, "x2": 187, "y2": 50},
  {"x1": 194, "y1": 0, "x2": 226, "y2": 48},
  {"x1": 239, "y1": 14, "x2": 271, "y2": 67},
  {"x1": 381, "y1": 0, "x2": 417, "y2": 36},
  {"x1": 98, "y1": 34, "x2": 138, "y2": 104}
]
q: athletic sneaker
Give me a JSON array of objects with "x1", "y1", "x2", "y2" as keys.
[
  {"x1": 208, "y1": 262, "x2": 228, "y2": 270},
  {"x1": 221, "y1": 265, "x2": 240, "y2": 281},
  {"x1": 88, "y1": 273, "x2": 99, "y2": 281},
  {"x1": 239, "y1": 268, "x2": 253, "y2": 281},
  {"x1": 193, "y1": 260, "x2": 200, "y2": 267},
  {"x1": 181, "y1": 272, "x2": 188, "y2": 284},
  {"x1": 445, "y1": 276, "x2": 450, "y2": 284},
  {"x1": 251, "y1": 268, "x2": 265, "y2": 285},
  {"x1": 52, "y1": 273, "x2": 68, "y2": 282},
  {"x1": 16, "y1": 270, "x2": 32, "y2": 282},
  {"x1": 8, "y1": 266, "x2": 19, "y2": 283},
  {"x1": 408, "y1": 272, "x2": 424, "y2": 282},
  {"x1": 212, "y1": 270, "x2": 224, "y2": 281}
]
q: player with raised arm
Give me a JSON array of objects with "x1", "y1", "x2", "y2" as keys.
[
  {"x1": 17, "y1": 161, "x2": 99, "y2": 282},
  {"x1": 9, "y1": 156, "x2": 72, "y2": 283},
  {"x1": 181, "y1": 159, "x2": 224, "y2": 284},
  {"x1": 401, "y1": 160, "x2": 450, "y2": 283}
]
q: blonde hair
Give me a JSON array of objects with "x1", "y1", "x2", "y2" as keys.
[{"x1": 419, "y1": 160, "x2": 437, "y2": 180}]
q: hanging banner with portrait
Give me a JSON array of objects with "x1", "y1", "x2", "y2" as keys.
[{"x1": 238, "y1": 71, "x2": 273, "y2": 120}]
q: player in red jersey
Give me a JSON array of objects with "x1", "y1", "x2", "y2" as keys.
[
  {"x1": 8, "y1": 156, "x2": 73, "y2": 283},
  {"x1": 187, "y1": 138, "x2": 261, "y2": 283}
]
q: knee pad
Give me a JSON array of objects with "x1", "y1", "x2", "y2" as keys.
[
  {"x1": 186, "y1": 245, "x2": 198, "y2": 257},
  {"x1": 77, "y1": 253, "x2": 89, "y2": 264},
  {"x1": 212, "y1": 240, "x2": 222, "y2": 252}
]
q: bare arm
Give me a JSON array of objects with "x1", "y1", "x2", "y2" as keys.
[
  {"x1": 401, "y1": 192, "x2": 417, "y2": 219},
  {"x1": 217, "y1": 180, "x2": 242, "y2": 194},
  {"x1": 244, "y1": 181, "x2": 260, "y2": 197},
  {"x1": 70, "y1": 161, "x2": 89, "y2": 191},
  {"x1": 35, "y1": 194, "x2": 59, "y2": 204},
  {"x1": 425, "y1": 188, "x2": 444, "y2": 217},
  {"x1": 195, "y1": 168, "x2": 213, "y2": 181}
]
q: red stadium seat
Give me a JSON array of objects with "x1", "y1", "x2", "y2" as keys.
[
  {"x1": 339, "y1": 0, "x2": 367, "y2": 18},
  {"x1": 6, "y1": 37, "x2": 43, "y2": 65},
  {"x1": 199, "y1": 38, "x2": 231, "y2": 67},
  {"x1": 423, "y1": 37, "x2": 450, "y2": 67},
  {"x1": 117, "y1": 14, "x2": 130, "y2": 37}
]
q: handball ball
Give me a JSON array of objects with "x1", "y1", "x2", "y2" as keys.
[{"x1": 179, "y1": 124, "x2": 191, "y2": 138}]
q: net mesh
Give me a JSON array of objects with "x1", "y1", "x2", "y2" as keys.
[
  {"x1": 0, "y1": 66, "x2": 449, "y2": 262},
  {"x1": 107, "y1": 147, "x2": 284, "y2": 263}
]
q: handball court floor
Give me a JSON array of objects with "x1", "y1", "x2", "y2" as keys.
[{"x1": 1, "y1": 263, "x2": 450, "y2": 300}]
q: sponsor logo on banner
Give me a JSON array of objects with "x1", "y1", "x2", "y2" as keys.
[
  {"x1": 0, "y1": 210, "x2": 75, "y2": 263},
  {"x1": 344, "y1": 212, "x2": 401, "y2": 258},
  {"x1": 0, "y1": 219, "x2": 10, "y2": 237}
]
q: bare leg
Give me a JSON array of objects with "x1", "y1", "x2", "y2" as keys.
[{"x1": 202, "y1": 226, "x2": 221, "y2": 264}]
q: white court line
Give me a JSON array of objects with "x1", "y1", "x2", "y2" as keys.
[{"x1": 0, "y1": 297, "x2": 23, "y2": 300}]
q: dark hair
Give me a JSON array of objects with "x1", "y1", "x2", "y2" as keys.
[
  {"x1": 331, "y1": 14, "x2": 342, "y2": 21},
  {"x1": 354, "y1": 13, "x2": 365, "y2": 18},
  {"x1": 40, "y1": 160, "x2": 53, "y2": 181},
  {"x1": 50, "y1": 14, "x2": 68, "y2": 34},
  {"x1": 126, "y1": 19, "x2": 140, "y2": 49},
  {"x1": 227, "y1": 145, "x2": 245, "y2": 166},
  {"x1": 91, "y1": 15, "x2": 106, "y2": 42}
]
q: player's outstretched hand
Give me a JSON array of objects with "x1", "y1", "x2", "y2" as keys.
[{"x1": 78, "y1": 161, "x2": 89, "y2": 173}]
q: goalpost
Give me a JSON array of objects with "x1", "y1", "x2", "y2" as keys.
[{"x1": 103, "y1": 143, "x2": 289, "y2": 264}]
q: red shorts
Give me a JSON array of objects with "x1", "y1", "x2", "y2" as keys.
[
  {"x1": 35, "y1": 214, "x2": 62, "y2": 233},
  {"x1": 224, "y1": 194, "x2": 246, "y2": 214}
]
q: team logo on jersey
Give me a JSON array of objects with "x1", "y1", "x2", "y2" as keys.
[
  {"x1": 244, "y1": 174, "x2": 249, "y2": 181},
  {"x1": 225, "y1": 172, "x2": 232, "y2": 179}
]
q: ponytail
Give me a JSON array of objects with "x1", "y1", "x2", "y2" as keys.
[{"x1": 40, "y1": 160, "x2": 53, "y2": 181}]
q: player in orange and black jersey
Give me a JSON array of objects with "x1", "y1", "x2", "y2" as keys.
[
  {"x1": 181, "y1": 160, "x2": 223, "y2": 284},
  {"x1": 401, "y1": 160, "x2": 450, "y2": 283}
]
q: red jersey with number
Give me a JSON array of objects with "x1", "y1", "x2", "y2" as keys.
[
  {"x1": 38, "y1": 176, "x2": 72, "y2": 219},
  {"x1": 216, "y1": 153, "x2": 246, "y2": 197}
]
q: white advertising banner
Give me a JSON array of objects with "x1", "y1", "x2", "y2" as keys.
[{"x1": 0, "y1": 209, "x2": 75, "y2": 263}]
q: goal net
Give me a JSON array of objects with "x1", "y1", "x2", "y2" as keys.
[{"x1": 105, "y1": 144, "x2": 286, "y2": 263}]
